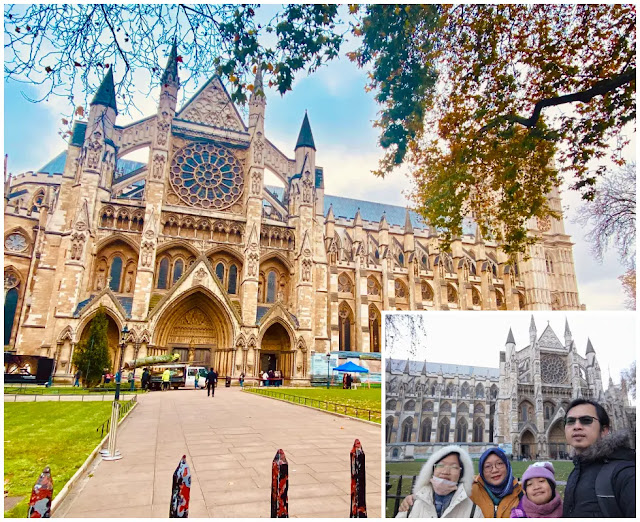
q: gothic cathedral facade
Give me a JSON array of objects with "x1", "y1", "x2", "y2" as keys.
[{"x1": 5, "y1": 47, "x2": 582, "y2": 382}]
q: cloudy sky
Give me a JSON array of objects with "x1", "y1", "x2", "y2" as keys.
[
  {"x1": 3, "y1": 7, "x2": 634, "y2": 310},
  {"x1": 384, "y1": 311, "x2": 636, "y2": 390}
]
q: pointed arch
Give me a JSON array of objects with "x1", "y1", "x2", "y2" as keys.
[
  {"x1": 338, "y1": 301, "x2": 355, "y2": 351},
  {"x1": 369, "y1": 304, "x2": 381, "y2": 353}
]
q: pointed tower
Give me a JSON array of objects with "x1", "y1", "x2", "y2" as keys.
[
  {"x1": 379, "y1": 213, "x2": 389, "y2": 247},
  {"x1": 131, "y1": 44, "x2": 181, "y2": 319},
  {"x1": 529, "y1": 315, "x2": 537, "y2": 346},
  {"x1": 403, "y1": 208, "x2": 415, "y2": 253},
  {"x1": 505, "y1": 327, "x2": 516, "y2": 358},
  {"x1": 325, "y1": 204, "x2": 335, "y2": 239},
  {"x1": 564, "y1": 318, "x2": 572, "y2": 347}
]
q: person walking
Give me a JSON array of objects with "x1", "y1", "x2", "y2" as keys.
[
  {"x1": 73, "y1": 369, "x2": 81, "y2": 387},
  {"x1": 162, "y1": 368, "x2": 171, "y2": 391},
  {"x1": 395, "y1": 445, "x2": 482, "y2": 518},
  {"x1": 128, "y1": 370, "x2": 135, "y2": 391},
  {"x1": 562, "y1": 398, "x2": 635, "y2": 517},
  {"x1": 206, "y1": 367, "x2": 217, "y2": 397},
  {"x1": 141, "y1": 368, "x2": 150, "y2": 390},
  {"x1": 239, "y1": 372, "x2": 245, "y2": 388},
  {"x1": 194, "y1": 370, "x2": 200, "y2": 389},
  {"x1": 510, "y1": 462, "x2": 563, "y2": 518}
]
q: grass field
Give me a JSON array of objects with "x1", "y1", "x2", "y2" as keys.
[
  {"x1": 4, "y1": 402, "x2": 122, "y2": 517},
  {"x1": 4, "y1": 385, "x2": 147, "y2": 395},
  {"x1": 385, "y1": 459, "x2": 574, "y2": 517},
  {"x1": 245, "y1": 386, "x2": 381, "y2": 423}
]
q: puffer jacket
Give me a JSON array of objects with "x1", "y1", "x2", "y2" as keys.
[
  {"x1": 396, "y1": 445, "x2": 483, "y2": 518},
  {"x1": 563, "y1": 430, "x2": 635, "y2": 518},
  {"x1": 470, "y1": 476, "x2": 523, "y2": 518}
]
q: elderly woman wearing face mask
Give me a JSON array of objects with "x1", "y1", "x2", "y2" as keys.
[
  {"x1": 470, "y1": 448, "x2": 523, "y2": 518},
  {"x1": 396, "y1": 445, "x2": 483, "y2": 518}
]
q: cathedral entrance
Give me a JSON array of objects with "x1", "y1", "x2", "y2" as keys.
[
  {"x1": 260, "y1": 322, "x2": 294, "y2": 380},
  {"x1": 548, "y1": 421, "x2": 568, "y2": 459},
  {"x1": 520, "y1": 430, "x2": 537, "y2": 459},
  {"x1": 153, "y1": 290, "x2": 233, "y2": 375},
  {"x1": 78, "y1": 312, "x2": 121, "y2": 373}
]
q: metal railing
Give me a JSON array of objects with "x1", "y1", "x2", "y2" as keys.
[
  {"x1": 386, "y1": 472, "x2": 417, "y2": 518},
  {"x1": 96, "y1": 396, "x2": 137, "y2": 438},
  {"x1": 247, "y1": 388, "x2": 381, "y2": 422}
]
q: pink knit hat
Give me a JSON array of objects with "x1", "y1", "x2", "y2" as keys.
[{"x1": 522, "y1": 461, "x2": 556, "y2": 488}]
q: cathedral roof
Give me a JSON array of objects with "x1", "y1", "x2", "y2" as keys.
[
  {"x1": 387, "y1": 358, "x2": 499, "y2": 379},
  {"x1": 324, "y1": 195, "x2": 425, "y2": 228},
  {"x1": 295, "y1": 112, "x2": 316, "y2": 150},
  {"x1": 537, "y1": 324, "x2": 564, "y2": 350}
]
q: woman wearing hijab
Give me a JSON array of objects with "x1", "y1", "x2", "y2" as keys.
[
  {"x1": 470, "y1": 448, "x2": 523, "y2": 518},
  {"x1": 396, "y1": 445, "x2": 483, "y2": 518}
]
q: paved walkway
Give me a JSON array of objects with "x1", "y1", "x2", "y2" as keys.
[{"x1": 54, "y1": 387, "x2": 381, "y2": 518}]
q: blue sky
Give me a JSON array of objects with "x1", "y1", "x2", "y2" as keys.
[{"x1": 3, "y1": 17, "x2": 634, "y2": 311}]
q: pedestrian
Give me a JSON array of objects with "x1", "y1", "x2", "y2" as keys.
[
  {"x1": 141, "y1": 368, "x2": 150, "y2": 390},
  {"x1": 206, "y1": 367, "x2": 217, "y2": 397},
  {"x1": 73, "y1": 369, "x2": 81, "y2": 387},
  {"x1": 162, "y1": 368, "x2": 171, "y2": 391},
  {"x1": 395, "y1": 445, "x2": 482, "y2": 518},
  {"x1": 562, "y1": 398, "x2": 635, "y2": 518},
  {"x1": 510, "y1": 462, "x2": 563, "y2": 518},
  {"x1": 470, "y1": 448, "x2": 523, "y2": 517},
  {"x1": 239, "y1": 372, "x2": 245, "y2": 388},
  {"x1": 262, "y1": 370, "x2": 269, "y2": 386},
  {"x1": 128, "y1": 370, "x2": 135, "y2": 391},
  {"x1": 194, "y1": 370, "x2": 200, "y2": 389}
]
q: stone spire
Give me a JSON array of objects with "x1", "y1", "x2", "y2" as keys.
[
  {"x1": 325, "y1": 204, "x2": 335, "y2": 223},
  {"x1": 529, "y1": 315, "x2": 537, "y2": 345},
  {"x1": 295, "y1": 111, "x2": 316, "y2": 151},
  {"x1": 90, "y1": 67, "x2": 118, "y2": 114},
  {"x1": 564, "y1": 317, "x2": 572, "y2": 346},
  {"x1": 160, "y1": 39, "x2": 179, "y2": 86},
  {"x1": 404, "y1": 208, "x2": 413, "y2": 234},
  {"x1": 506, "y1": 327, "x2": 516, "y2": 345},
  {"x1": 586, "y1": 338, "x2": 595, "y2": 354}
]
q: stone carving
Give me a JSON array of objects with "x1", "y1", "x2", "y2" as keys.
[
  {"x1": 247, "y1": 252, "x2": 259, "y2": 277},
  {"x1": 70, "y1": 232, "x2": 85, "y2": 261},
  {"x1": 4, "y1": 271, "x2": 19, "y2": 292},
  {"x1": 193, "y1": 267, "x2": 207, "y2": 285},
  {"x1": 5, "y1": 233, "x2": 28, "y2": 252},
  {"x1": 184, "y1": 308, "x2": 207, "y2": 326},
  {"x1": 179, "y1": 80, "x2": 244, "y2": 131},
  {"x1": 96, "y1": 271, "x2": 105, "y2": 291},
  {"x1": 253, "y1": 132, "x2": 264, "y2": 163},
  {"x1": 153, "y1": 153, "x2": 166, "y2": 180},
  {"x1": 301, "y1": 256, "x2": 312, "y2": 282},
  {"x1": 157, "y1": 111, "x2": 171, "y2": 146},
  {"x1": 85, "y1": 131, "x2": 103, "y2": 170},
  {"x1": 140, "y1": 240, "x2": 154, "y2": 267},
  {"x1": 124, "y1": 272, "x2": 134, "y2": 293},
  {"x1": 251, "y1": 170, "x2": 262, "y2": 196},
  {"x1": 302, "y1": 170, "x2": 313, "y2": 203}
]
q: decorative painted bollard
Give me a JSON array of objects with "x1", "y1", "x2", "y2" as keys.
[
  {"x1": 350, "y1": 439, "x2": 367, "y2": 518},
  {"x1": 170, "y1": 455, "x2": 191, "y2": 518},
  {"x1": 271, "y1": 449, "x2": 289, "y2": 518},
  {"x1": 27, "y1": 466, "x2": 53, "y2": 518}
]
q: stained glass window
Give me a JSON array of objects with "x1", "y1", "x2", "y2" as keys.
[
  {"x1": 109, "y1": 257, "x2": 123, "y2": 292},
  {"x1": 228, "y1": 264, "x2": 237, "y2": 294},
  {"x1": 158, "y1": 258, "x2": 169, "y2": 289},
  {"x1": 172, "y1": 259, "x2": 184, "y2": 284}
]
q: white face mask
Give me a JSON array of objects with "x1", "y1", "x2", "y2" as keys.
[{"x1": 430, "y1": 475, "x2": 459, "y2": 495}]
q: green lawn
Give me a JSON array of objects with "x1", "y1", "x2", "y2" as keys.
[
  {"x1": 385, "y1": 459, "x2": 574, "y2": 518},
  {"x1": 246, "y1": 387, "x2": 381, "y2": 423},
  {"x1": 4, "y1": 402, "x2": 120, "y2": 518},
  {"x1": 4, "y1": 385, "x2": 147, "y2": 395}
]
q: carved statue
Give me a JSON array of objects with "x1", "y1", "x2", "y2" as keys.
[{"x1": 85, "y1": 131, "x2": 103, "y2": 170}]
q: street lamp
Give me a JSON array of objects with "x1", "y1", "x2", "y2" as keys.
[
  {"x1": 326, "y1": 352, "x2": 331, "y2": 389},
  {"x1": 115, "y1": 324, "x2": 129, "y2": 401}
]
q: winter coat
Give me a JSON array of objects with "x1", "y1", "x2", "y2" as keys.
[
  {"x1": 471, "y1": 475, "x2": 523, "y2": 518},
  {"x1": 510, "y1": 493, "x2": 563, "y2": 518},
  {"x1": 396, "y1": 445, "x2": 484, "y2": 518},
  {"x1": 563, "y1": 430, "x2": 635, "y2": 518}
]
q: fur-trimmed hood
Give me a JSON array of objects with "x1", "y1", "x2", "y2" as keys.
[
  {"x1": 414, "y1": 445, "x2": 475, "y2": 497},
  {"x1": 577, "y1": 430, "x2": 635, "y2": 463}
]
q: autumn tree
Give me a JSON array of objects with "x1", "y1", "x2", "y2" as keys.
[
  {"x1": 350, "y1": 4, "x2": 635, "y2": 256},
  {"x1": 619, "y1": 269, "x2": 636, "y2": 311},
  {"x1": 71, "y1": 306, "x2": 111, "y2": 387},
  {"x1": 621, "y1": 360, "x2": 636, "y2": 400}
]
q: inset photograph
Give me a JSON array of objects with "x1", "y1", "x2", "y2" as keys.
[{"x1": 385, "y1": 312, "x2": 636, "y2": 518}]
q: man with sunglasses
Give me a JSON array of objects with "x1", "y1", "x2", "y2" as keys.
[{"x1": 563, "y1": 398, "x2": 635, "y2": 517}]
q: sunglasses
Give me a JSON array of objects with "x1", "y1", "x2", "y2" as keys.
[{"x1": 564, "y1": 415, "x2": 599, "y2": 426}]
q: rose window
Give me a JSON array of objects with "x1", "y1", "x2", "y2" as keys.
[
  {"x1": 5, "y1": 233, "x2": 27, "y2": 252},
  {"x1": 541, "y1": 354, "x2": 568, "y2": 384},
  {"x1": 170, "y1": 143, "x2": 244, "y2": 210}
]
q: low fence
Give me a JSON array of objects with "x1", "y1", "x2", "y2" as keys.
[
  {"x1": 28, "y1": 439, "x2": 368, "y2": 518},
  {"x1": 246, "y1": 388, "x2": 381, "y2": 422},
  {"x1": 96, "y1": 396, "x2": 138, "y2": 438},
  {"x1": 385, "y1": 472, "x2": 416, "y2": 518}
]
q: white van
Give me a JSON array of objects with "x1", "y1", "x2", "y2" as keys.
[{"x1": 185, "y1": 366, "x2": 208, "y2": 388}]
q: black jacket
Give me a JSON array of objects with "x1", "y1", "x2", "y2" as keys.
[
  {"x1": 206, "y1": 371, "x2": 217, "y2": 385},
  {"x1": 563, "y1": 430, "x2": 635, "y2": 517}
]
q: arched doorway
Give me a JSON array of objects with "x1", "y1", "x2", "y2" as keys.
[
  {"x1": 520, "y1": 430, "x2": 537, "y2": 459},
  {"x1": 548, "y1": 421, "x2": 568, "y2": 459},
  {"x1": 260, "y1": 322, "x2": 294, "y2": 380},
  {"x1": 153, "y1": 290, "x2": 234, "y2": 375}
]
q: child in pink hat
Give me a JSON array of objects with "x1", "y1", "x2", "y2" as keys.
[{"x1": 510, "y1": 462, "x2": 563, "y2": 518}]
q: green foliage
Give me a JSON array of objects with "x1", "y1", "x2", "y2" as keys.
[
  {"x1": 4, "y1": 402, "x2": 115, "y2": 517},
  {"x1": 71, "y1": 306, "x2": 111, "y2": 387}
]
